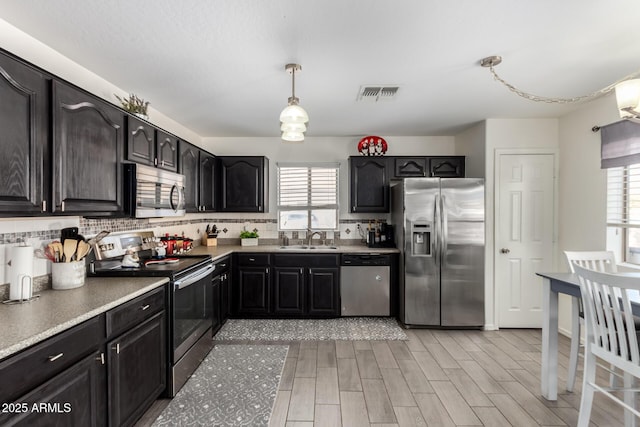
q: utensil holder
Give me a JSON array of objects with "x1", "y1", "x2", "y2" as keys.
[{"x1": 52, "y1": 261, "x2": 86, "y2": 290}]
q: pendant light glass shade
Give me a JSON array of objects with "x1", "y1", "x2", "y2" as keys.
[
  {"x1": 280, "y1": 63, "x2": 308, "y2": 142},
  {"x1": 280, "y1": 104, "x2": 309, "y2": 123},
  {"x1": 615, "y1": 79, "x2": 640, "y2": 121}
]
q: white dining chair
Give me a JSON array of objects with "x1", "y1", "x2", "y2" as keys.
[
  {"x1": 564, "y1": 250, "x2": 618, "y2": 392},
  {"x1": 573, "y1": 263, "x2": 640, "y2": 427}
]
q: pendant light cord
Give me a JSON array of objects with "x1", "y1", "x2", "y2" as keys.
[{"x1": 488, "y1": 64, "x2": 640, "y2": 104}]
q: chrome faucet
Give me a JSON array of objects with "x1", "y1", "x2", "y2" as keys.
[{"x1": 307, "y1": 229, "x2": 322, "y2": 246}]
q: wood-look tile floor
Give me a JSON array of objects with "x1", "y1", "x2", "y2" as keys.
[
  {"x1": 138, "y1": 329, "x2": 631, "y2": 426},
  {"x1": 268, "y1": 329, "x2": 628, "y2": 427}
]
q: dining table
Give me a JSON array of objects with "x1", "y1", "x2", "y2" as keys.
[{"x1": 536, "y1": 271, "x2": 640, "y2": 401}]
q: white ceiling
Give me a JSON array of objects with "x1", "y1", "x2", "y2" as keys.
[{"x1": 1, "y1": 0, "x2": 639, "y2": 138}]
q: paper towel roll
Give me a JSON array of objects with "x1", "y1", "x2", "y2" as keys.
[{"x1": 9, "y1": 246, "x2": 34, "y2": 301}]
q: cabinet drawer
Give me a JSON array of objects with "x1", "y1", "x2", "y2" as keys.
[
  {"x1": 106, "y1": 286, "x2": 165, "y2": 339},
  {"x1": 213, "y1": 256, "x2": 231, "y2": 274},
  {"x1": 274, "y1": 254, "x2": 339, "y2": 268},
  {"x1": 0, "y1": 315, "x2": 104, "y2": 403},
  {"x1": 236, "y1": 253, "x2": 270, "y2": 266}
]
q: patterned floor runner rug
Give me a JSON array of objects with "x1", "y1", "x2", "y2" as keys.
[{"x1": 153, "y1": 344, "x2": 288, "y2": 427}]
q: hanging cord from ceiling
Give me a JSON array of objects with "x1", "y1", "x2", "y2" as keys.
[{"x1": 480, "y1": 55, "x2": 640, "y2": 104}]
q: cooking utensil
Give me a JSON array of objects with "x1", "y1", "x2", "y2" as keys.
[
  {"x1": 60, "y1": 227, "x2": 79, "y2": 243},
  {"x1": 63, "y1": 239, "x2": 78, "y2": 262},
  {"x1": 49, "y1": 241, "x2": 63, "y2": 262},
  {"x1": 75, "y1": 240, "x2": 91, "y2": 261}
]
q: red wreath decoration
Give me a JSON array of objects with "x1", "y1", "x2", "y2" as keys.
[{"x1": 357, "y1": 136, "x2": 388, "y2": 156}]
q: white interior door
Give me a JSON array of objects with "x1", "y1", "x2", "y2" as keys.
[{"x1": 496, "y1": 153, "x2": 555, "y2": 327}]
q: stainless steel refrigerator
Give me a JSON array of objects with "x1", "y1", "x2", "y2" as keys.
[{"x1": 391, "y1": 178, "x2": 484, "y2": 327}]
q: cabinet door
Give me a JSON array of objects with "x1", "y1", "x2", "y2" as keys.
[
  {"x1": 0, "y1": 350, "x2": 107, "y2": 427},
  {"x1": 349, "y1": 157, "x2": 389, "y2": 213},
  {"x1": 219, "y1": 157, "x2": 267, "y2": 212},
  {"x1": 0, "y1": 53, "x2": 49, "y2": 215},
  {"x1": 273, "y1": 267, "x2": 305, "y2": 316},
  {"x1": 308, "y1": 267, "x2": 339, "y2": 316},
  {"x1": 212, "y1": 275, "x2": 222, "y2": 335},
  {"x1": 108, "y1": 312, "x2": 166, "y2": 427},
  {"x1": 52, "y1": 81, "x2": 124, "y2": 215},
  {"x1": 220, "y1": 271, "x2": 231, "y2": 322},
  {"x1": 156, "y1": 130, "x2": 178, "y2": 172},
  {"x1": 236, "y1": 267, "x2": 270, "y2": 315},
  {"x1": 428, "y1": 156, "x2": 465, "y2": 178},
  {"x1": 199, "y1": 151, "x2": 216, "y2": 211},
  {"x1": 393, "y1": 157, "x2": 427, "y2": 178},
  {"x1": 126, "y1": 115, "x2": 155, "y2": 167},
  {"x1": 178, "y1": 141, "x2": 200, "y2": 213}
]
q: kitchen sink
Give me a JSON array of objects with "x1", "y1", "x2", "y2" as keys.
[{"x1": 278, "y1": 245, "x2": 339, "y2": 250}]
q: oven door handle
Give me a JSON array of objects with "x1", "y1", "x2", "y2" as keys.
[{"x1": 174, "y1": 264, "x2": 215, "y2": 290}]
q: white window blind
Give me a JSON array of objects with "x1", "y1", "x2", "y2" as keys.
[
  {"x1": 277, "y1": 163, "x2": 339, "y2": 230},
  {"x1": 607, "y1": 165, "x2": 640, "y2": 227}
]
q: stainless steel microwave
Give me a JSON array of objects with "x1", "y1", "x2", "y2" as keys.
[{"x1": 124, "y1": 163, "x2": 186, "y2": 218}]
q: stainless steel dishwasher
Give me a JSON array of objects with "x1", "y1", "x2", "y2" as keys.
[{"x1": 340, "y1": 254, "x2": 391, "y2": 316}]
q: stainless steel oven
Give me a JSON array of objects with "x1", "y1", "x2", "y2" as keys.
[
  {"x1": 170, "y1": 261, "x2": 214, "y2": 395},
  {"x1": 89, "y1": 231, "x2": 214, "y2": 397}
]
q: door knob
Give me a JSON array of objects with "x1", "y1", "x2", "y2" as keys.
[{"x1": 500, "y1": 248, "x2": 510, "y2": 254}]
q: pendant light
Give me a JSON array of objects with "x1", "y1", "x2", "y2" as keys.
[{"x1": 280, "y1": 63, "x2": 308, "y2": 142}]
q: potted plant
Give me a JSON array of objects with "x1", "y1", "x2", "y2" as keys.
[
  {"x1": 114, "y1": 93, "x2": 150, "y2": 120},
  {"x1": 240, "y1": 230, "x2": 259, "y2": 246}
]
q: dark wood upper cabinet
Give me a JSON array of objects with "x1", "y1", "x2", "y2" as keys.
[
  {"x1": 126, "y1": 117, "x2": 178, "y2": 172},
  {"x1": 126, "y1": 116, "x2": 155, "y2": 167},
  {"x1": 428, "y1": 156, "x2": 465, "y2": 178},
  {"x1": 178, "y1": 141, "x2": 200, "y2": 213},
  {"x1": 0, "y1": 52, "x2": 49, "y2": 215},
  {"x1": 199, "y1": 151, "x2": 216, "y2": 211},
  {"x1": 155, "y1": 130, "x2": 178, "y2": 172},
  {"x1": 393, "y1": 157, "x2": 427, "y2": 178},
  {"x1": 219, "y1": 156, "x2": 269, "y2": 212},
  {"x1": 349, "y1": 156, "x2": 389, "y2": 213},
  {"x1": 179, "y1": 141, "x2": 216, "y2": 212},
  {"x1": 52, "y1": 81, "x2": 125, "y2": 216}
]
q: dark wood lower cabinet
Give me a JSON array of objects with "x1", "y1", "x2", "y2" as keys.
[
  {"x1": 235, "y1": 254, "x2": 340, "y2": 318},
  {"x1": 107, "y1": 312, "x2": 166, "y2": 427},
  {"x1": 236, "y1": 267, "x2": 270, "y2": 315},
  {"x1": 308, "y1": 267, "x2": 340, "y2": 316},
  {"x1": 0, "y1": 350, "x2": 107, "y2": 427},
  {"x1": 273, "y1": 267, "x2": 305, "y2": 316}
]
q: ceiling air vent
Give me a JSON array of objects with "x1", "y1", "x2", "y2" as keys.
[{"x1": 357, "y1": 85, "x2": 400, "y2": 102}]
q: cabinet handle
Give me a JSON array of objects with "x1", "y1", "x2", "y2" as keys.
[
  {"x1": 352, "y1": 206, "x2": 356, "y2": 211},
  {"x1": 258, "y1": 205, "x2": 262, "y2": 211},
  {"x1": 300, "y1": 268, "x2": 303, "y2": 274},
  {"x1": 41, "y1": 200, "x2": 47, "y2": 212},
  {"x1": 161, "y1": 160, "x2": 165, "y2": 166},
  {"x1": 221, "y1": 263, "x2": 227, "y2": 267},
  {"x1": 249, "y1": 258, "x2": 255, "y2": 262},
  {"x1": 48, "y1": 353, "x2": 64, "y2": 362},
  {"x1": 141, "y1": 304, "x2": 150, "y2": 311},
  {"x1": 266, "y1": 268, "x2": 269, "y2": 274},
  {"x1": 112, "y1": 343, "x2": 120, "y2": 354},
  {"x1": 61, "y1": 201, "x2": 65, "y2": 212},
  {"x1": 154, "y1": 158, "x2": 158, "y2": 166},
  {"x1": 96, "y1": 353, "x2": 105, "y2": 365}
]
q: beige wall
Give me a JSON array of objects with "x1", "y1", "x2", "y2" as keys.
[{"x1": 556, "y1": 94, "x2": 620, "y2": 335}]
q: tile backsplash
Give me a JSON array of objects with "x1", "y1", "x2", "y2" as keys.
[{"x1": 0, "y1": 215, "x2": 383, "y2": 290}]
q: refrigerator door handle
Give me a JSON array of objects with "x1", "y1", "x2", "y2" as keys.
[
  {"x1": 434, "y1": 194, "x2": 440, "y2": 264},
  {"x1": 440, "y1": 194, "x2": 447, "y2": 264}
]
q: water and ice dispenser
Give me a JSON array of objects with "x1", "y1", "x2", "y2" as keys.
[{"x1": 411, "y1": 221, "x2": 431, "y2": 256}]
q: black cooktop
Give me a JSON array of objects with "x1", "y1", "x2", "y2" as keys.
[{"x1": 89, "y1": 255, "x2": 211, "y2": 278}]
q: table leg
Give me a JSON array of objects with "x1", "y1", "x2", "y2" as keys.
[{"x1": 541, "y1": 276, "x2": 558, "y2": 400}]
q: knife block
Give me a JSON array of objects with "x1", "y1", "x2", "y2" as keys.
[{"x1": 202, "y1": 235, "x2": 217, "y2": 246}]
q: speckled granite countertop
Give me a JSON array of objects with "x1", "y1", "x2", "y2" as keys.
[
  {"x1": 189, "y1": 244, "x2": 399, "y2": 259},
  {"x1": 0, "y1": 276, "x2": 169, "y2": 361}
]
